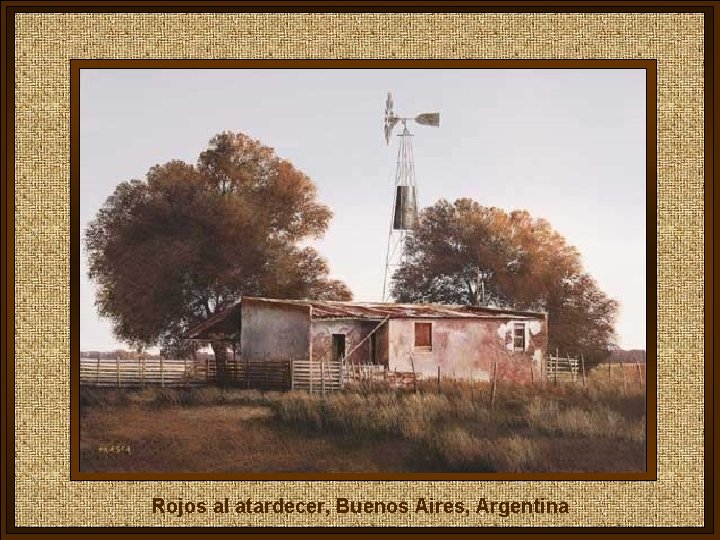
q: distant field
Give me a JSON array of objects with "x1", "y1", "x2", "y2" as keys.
[{"x1": 80, "y1": 366, "x2": 646, "y2": 474}]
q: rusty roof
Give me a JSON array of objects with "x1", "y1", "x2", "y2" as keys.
[
  {"x1": 242, "y1": 297, "x2": 545, "y2": 320},
  {"x1": 184, "y1": 297, "x2": 545, "y2": 339}
]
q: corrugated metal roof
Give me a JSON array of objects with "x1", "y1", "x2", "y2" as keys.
[
  {"x1": 184, "y1": 297, "x2": 545, "y2": 339},
  {"x1": 243, "y1": 297, "x2": 545, "y2": 320}
]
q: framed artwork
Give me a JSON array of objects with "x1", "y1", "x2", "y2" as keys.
[{"x1": 1, "y1": 1, "x2": 713, "y2": 536}]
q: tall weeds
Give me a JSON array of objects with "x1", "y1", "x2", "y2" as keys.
[
  {"x1": 268, "y1": 378, "x2": 645, "y2": 471},
  {"x1": 80, "y1": 370, "x2": 646, "y2": 472}
]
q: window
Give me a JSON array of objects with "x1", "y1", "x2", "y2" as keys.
[
  {"x1": 415, "y1": 322, "x2": 432, "y2": 350},
  {"x1": 513, "y1": 322, "x2": 526, "y2": 351}
]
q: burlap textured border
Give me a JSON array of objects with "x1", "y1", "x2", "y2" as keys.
[{"x1": 13, "y1": 12, "x2": 704, "y2": 527}]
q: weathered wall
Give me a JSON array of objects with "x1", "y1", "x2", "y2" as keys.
[
  {"x1": 240, "y1": 301, "x2": 311, "y2": 361},
  {"x1": 375, "y1": 322, "x2": 390, "y2": 366},
  {"x1": 387, "y1": 317, "x2": 547, "y2": 384},
  {"x1": 311, "y1": 319, "x2": 388, "y2": 366}
]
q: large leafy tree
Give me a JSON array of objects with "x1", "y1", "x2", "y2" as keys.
[
  {"x1": 391, "y1": 198, "x2": 618, "y2": 365},
  {"x1": 86, "y1": 132, "x2": 351, "y2": 382}
]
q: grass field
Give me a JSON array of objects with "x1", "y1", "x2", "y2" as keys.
[{"x1": 80, "y1": 365, "x2": 646, "y2": 473}]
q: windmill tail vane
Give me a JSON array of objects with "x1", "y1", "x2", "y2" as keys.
[{"x1": 414, "y1": 112, "x2": 440, "y2": 127}]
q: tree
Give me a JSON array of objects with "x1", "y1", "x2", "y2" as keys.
[
  {"x1": 86, "y1": 132, "x2": 351, "y2": 384},
  {"x1": 391, "y1": 198, "x2": 618, "y2": 365}
]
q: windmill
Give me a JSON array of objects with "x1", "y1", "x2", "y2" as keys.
[{"x1": 381, "y1": 92, "x2": 440, "y2": 301}]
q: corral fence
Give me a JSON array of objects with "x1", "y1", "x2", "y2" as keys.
[
  {"x1": 225, "y1": 357, "x2": 292, "y2": 390},
  {"x1": 80, "y1": 356, "x2": 291, "y2": 390},
  {"x1": 81, "y1": 353, "x2": 645, "y2": 393},
  {"x1": 291, "y1": 358, "x2": 343, "y2": 393},
  {"x1": 545, "y1": 352, "x2": 646, "y2": 391},
  {"x1": 545, "y1": 353, "x2": 585, "y2": 384},
  {"x1": 342, "y1": 364, "x2": 421, "y2": 390},
  {"x1": 80, "y1": 357, "x2": 203, "y2": 388}
]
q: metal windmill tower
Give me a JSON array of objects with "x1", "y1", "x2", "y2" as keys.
[{"x1": 382, "y1": 93, "x2": 440, "y2": 301}]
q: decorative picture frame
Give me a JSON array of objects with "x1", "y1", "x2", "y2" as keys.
[{"x1": 2, "y1": 2, "x2": 714, "y2": 536}]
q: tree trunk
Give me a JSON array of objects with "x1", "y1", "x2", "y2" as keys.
[{"x1": 211, "y1": 341, "x2": 230, "y2": 387}]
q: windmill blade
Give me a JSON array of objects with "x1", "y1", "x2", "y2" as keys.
[
  {"x1": 384, "y1": 92, "x2": 398, "y2": 144},
  {"x1": 384, "y1": 116, "x2": 399, "y2": 145},
  {"x1": 415, "y1": 112, "x2": 440, "y2": 127}
]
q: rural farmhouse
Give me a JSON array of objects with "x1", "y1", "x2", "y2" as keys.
[{"x1": 185, "y1": 297, "x2": 548, "y2": 389}]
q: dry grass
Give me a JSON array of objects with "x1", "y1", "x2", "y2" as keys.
[
  {"x1": 80, "y1": 367, "x2": 646, "y2": 473},
  {"x1": 266, "y1": 376, "x2": 645, "y2": 472}
]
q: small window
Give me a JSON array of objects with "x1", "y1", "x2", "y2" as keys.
[
  {"x1": 513, "y1": 323, "x2": 526, "y2": 351},
  {"x1": 415, "y1": 322, "x2": 432, "y2": 350}
]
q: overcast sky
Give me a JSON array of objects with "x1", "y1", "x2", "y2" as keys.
[{"x1": 80, "y1": 68, "x2": 646, "y2": 350}]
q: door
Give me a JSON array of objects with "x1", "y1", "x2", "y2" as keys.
[{"x1": 332, "y1": 334, "x2": 346, "y2": 363}]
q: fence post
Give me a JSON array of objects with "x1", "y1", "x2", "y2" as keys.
[
  {"x1": 183, "y1": 356, "x2": 188, "y2": 386},
  {"x1": 291, "y1": 358, "x2": 295, "y2": 390},
  {"x1": 160, "y1": 356, "x2": 165, "y2": 388},
  {"x1": 554, "y1": 354, "x2": 558, "y2": 385},
  {"x1": 339, "y1": 357, "x2": 344, "y2": 389},
  {"x1": 581, "y1": 354, "x2": 586, "y2": 387},
  {"x1": 191, "y1": 346, "x2": 197, "y2": 386},
  {"x1": 265, "y1": 356, "x2": 269, "y2": 390},
  {"x1": 529, "y1": 362, "x2": 534, "y2": 385},
  {"x1": 141, "y1": 356, "x2": 145, "y2": 387},
  {"x1": 116, "y1": 357, "x2": 121, "y2": 388},
  {"x1": 232, "y1": 345, "x2": 237, "y2": 385},
  {"x1": 490, "y1": 360, "x2": 498, "y2": 409},
  {"x1": 437, "y1": 365, "x2": 441, "y2": 394},
  {"x1": 310, "y1": 356, "x2": 314, "y2": 395},
  {"x1": 321, "y1": 359, "x2": 325, "y2": 396},
  {"x1": 636, "y1": 359, "x2": 644, "y2": 386},
  {"x1": 96, "y1": 357, "x2": 100, "y2": 386},
  {"x1": 608, "y1": 361, "x2": 612, "y2": 383},
  {"x1": 246, "y1": 356, "x2": 250, "y2": 389},
  {"x1": 409, "y1": 352, "x2": 417, "y2": 395},
  {"x1": 205, "y1": 352, "x2": 210, "y2": 384},
  {"x1": 621, "y1": 362, "x2": 627, "y2": 395}
]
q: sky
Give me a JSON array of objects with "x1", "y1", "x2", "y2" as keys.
[{"x1": 80, "y1": 68, "x2": 646, "y2": 351}]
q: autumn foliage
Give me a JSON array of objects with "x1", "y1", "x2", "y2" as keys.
[
  {"x1": 86, "y1": 132, "x2": 351, "y2": 364},
  {"x1": 391, "y1": 198, "x2": 618, "y2": 364}
]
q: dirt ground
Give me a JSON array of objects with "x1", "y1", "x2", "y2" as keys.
[{"x1": 80, "y1": 405, "x2": 420, "y2": 473}]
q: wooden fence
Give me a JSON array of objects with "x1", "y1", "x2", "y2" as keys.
[
  {"x1": 80, "y1": 356, "x2": 291, "y2": 390},
  {"x1": 545, "y1": 355, "x2": 646, "y2": 390},
  {"x1": 225, "y1": 358, "x2": 292, "y2": 390},
  {"x1": 291, "y1": 358, "x2": 343, "y2": 393},
  {"x1": 81, "y1": 353, "x2": 643, "y2": 392},
  {"x1": 545, "y1": 354, "x2": 584, "y2": 383},
  {"x1": 80, "y1": 357, "x2": 202, "y2": 388},
  {"x1": 342, "y1": 364, "x2": 420, "y2": 389}
]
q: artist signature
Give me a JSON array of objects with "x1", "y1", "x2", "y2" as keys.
[{"x1": 97, "y1": 443, "x2": 131, "y2": 455}]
